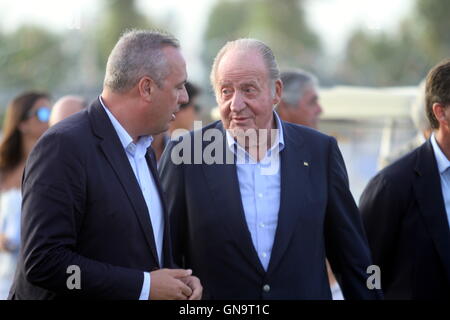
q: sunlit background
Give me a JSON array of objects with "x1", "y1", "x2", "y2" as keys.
[{"x1": 1, "y1": 0, "x2": 449, "y2": 200}]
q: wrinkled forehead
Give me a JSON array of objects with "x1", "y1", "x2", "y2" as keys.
[{"x1": 217, "y1": 48, "x2": 269, "y2": 83}]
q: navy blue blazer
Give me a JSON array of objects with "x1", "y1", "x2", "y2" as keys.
[
  {"x1": 9, "y1": 98, "x2": 172, "y2": 299},
  {"x1": 159, "y1": 120, "x2": 381, "y2": 299},
  {"x1": 360, "y1": 140, "x2": 450, "y2": 299}
]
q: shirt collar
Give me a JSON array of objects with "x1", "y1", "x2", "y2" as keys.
[
  {"x1": 99, "y1": 96, "x2": 153, "y2": 156},
  {"x1": 225, "y1": 111, "x2": 285, "y2": 157},
  {"x1": 431, "y1": 132, "x2": 450, "y2": 175}
]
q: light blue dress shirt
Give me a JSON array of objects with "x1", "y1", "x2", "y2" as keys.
[
  {"x1": 225, "y1": 112, "x2": 285, "y2": 271},
  {"x1": 430, "y1": 133, "x2": 450, "y2": 229},
  {"x1": 100, "y1": 97, "x2": 164, "y2": 300}
]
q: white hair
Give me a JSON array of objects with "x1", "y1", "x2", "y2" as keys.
[
  {"x1": 210, "y1": 38, "x2": 280, "y2": 96},
  {"x1": 280, "y1": 69, "x2": 318, "y2": 107}
]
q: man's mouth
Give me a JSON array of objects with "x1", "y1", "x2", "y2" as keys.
[{"x1": 232, "y1": 116, "x2": 249, "y2": 122}]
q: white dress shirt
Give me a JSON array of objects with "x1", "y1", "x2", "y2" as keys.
[
  {"x1": 430, "y1": 133, "x2": 450, "y2": 229},
  {"x1": 100, "y1": 97, "x2": 164, "y2": 300},
  {"x1": 225, "y1": 112, "x2": 285, "y2": 271}
]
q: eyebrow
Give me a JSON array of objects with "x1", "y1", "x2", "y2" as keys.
[
  {"x1": 241, "y1": 81, "x2": 259, "y2": 87},
  {"x1": 218, "y1": 80, "x2": 260, "y2": 87}
]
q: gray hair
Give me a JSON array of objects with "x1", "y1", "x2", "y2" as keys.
[
  {"x1": 280, "y1": 69, "x2": 318, "y2": 107},
  {"x1": 104, "y1": 29, "x2": 179, "y2": 92},
  {"x1": 210, "y1": 38, "x2": 280, "y2": 95}
]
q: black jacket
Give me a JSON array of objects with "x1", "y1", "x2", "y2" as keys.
[
  {"x1": 360, "y1": 140, "x2": 450, "y2": 299},
  {"x1": 159, "y1": 120, "x2": 381, "y2": 300},
  {"x1": 9, "y1": 98, "x2": 172, "y2": 299}
]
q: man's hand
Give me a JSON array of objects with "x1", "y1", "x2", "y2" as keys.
[
  {"x1": 149, "y1": 268, "x2": 193, "y2": 300},
  {"x1": 180, "y1": 275, "x2": 203, "y2": 300}
]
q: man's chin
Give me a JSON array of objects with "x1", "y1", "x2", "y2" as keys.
[
  {"x1": 150, "y1": 125, "x2": 169, "y2": 136},
  {"x1": 228, "y1": 126, "x2": 258, "y2": 137}
]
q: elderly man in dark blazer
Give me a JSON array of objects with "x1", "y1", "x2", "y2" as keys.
[
  {"x1": 360, "y1": 59, "x2": 450, "y2": 299},
  {"x1": 8, "y1": 30, "x2": 202, "y2": 300},
  {"x1": 159, "y1": 38, "x2": 381, "y2": 300}
]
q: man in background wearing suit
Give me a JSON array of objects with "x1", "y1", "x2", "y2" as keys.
[
  {"x1": 159, "y1": 38, "x2": 380, "y2": 300},
  {"x1": 276, "y1": 68, "x2": 323, "y2": 130},
  {"x1": 9, "y1": 30, "x2": 202, "y2": 300},
  {"x1": 360, "y1": 59, "x2": 450, "y2": 299}
]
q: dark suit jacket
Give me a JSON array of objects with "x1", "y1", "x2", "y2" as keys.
[
  {"x1": 9, "y1": 98, "x2": 172, "y2": 300},
  {"x1": 360, "y1": 140, "x2": 450, "y2": 299},
  {"x1": 159, "y1": 120, "x2": 380, "y2": 300}
]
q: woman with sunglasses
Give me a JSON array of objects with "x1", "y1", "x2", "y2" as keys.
[{"x1": 0, "y1": 91, "x2": 51, "y2": 299}]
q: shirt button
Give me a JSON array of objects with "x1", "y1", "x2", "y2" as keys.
[
  {"x1": 263, "y1": 284, "x2": 270, "y2": 293},
  {"x1": 259, "y1": 223, "x2": 265, "y2": 228},
  {"x1": 258, "y1": 193, "x2": 263, "y2": 198},
  {"x1": 262, "y1": 252, "x2": 267, "y2": 258}
]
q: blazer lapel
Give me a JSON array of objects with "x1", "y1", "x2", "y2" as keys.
[
  {"x1": 413, "y1": 140, "x2": 450, "y2": 282},
  {"x1": 145, "y1": 148, "x2": 173, "y2": 268},
  {"x1": 201, "y1": 122, "x2": 265, "y2": 276},
  {"x1": 88, "y1": 100, "x2": 160, "y2": 266},
  {"x1": 267, "y1": 123, "x2": 312, "y2": 276}
]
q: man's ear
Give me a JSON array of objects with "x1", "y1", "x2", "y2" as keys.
[
  {"x1": 138, "y1": 76, "x2": 156, "y2": 101},
  {"x1": 273, "y1": 79, "x2": 283, "y2": 106},
  {"x1": 433, "y1": 102, "x2": 447, "y2": 126}
]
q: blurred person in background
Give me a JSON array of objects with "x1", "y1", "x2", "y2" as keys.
[
  {"x1": 276, "y1": 69, "x2": 322, "y2": 129},
  {"x1": 0, "y1": 92, "x2": 51, "y2": 299},
  {"x1": 378, "y1": 80, "x2": 433, "y2": 169},
  {"x1": 360, "y1": 59, "x2": 450, "y2": 299},
  {"x1": 49, "y1": 95, "x2": 87, "y2": 127},
  {"x1": 277, "y1": 69, "x2": 342, "y2": 300},
  {"x1": 152, "y1": 81, "x2": 201, "y2": 163}
]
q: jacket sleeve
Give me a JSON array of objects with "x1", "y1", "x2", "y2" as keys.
[
  {"x1": 324, "y1": 137, "x2": 383, "y2": 300},
  {"x1": 21, "y1": 130, "x2": 143, "y2": 299}
]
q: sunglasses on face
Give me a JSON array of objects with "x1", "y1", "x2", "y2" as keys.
[{"x1": 26, "y1": 107, "x2": 51, "y2": 123}]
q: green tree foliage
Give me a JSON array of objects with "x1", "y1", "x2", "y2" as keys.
[
  {"x1": 338, "y1": 0, "x2": 450, "y2": 86},
  {"x1": 0, "y1": 26, "x2": 69, "y2": 91},
  {"x1": 203, "y1": 0, "x2": 321, "y2": 83},
  {"x1": 95, "y1": 0, "x2": 154, "y2": 71},
  {"x1": 337, "y1": 21, "x2": 430, "y2": 86},
  {"x1": 415, "y1": 0, "x2": 450, "y2": 61}
]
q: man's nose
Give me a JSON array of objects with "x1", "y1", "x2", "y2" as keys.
[
  {"x1": 179, "y1": 86, "x2": 189, "y2": 105},
  {"x1": 230, "y1": 92, "x2": 245, "y2": 113},
  {"x1": 316, "y1": 102, "x2": 323, "y2": 115}
]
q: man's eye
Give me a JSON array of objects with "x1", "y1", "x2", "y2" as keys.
[{"x1": 222, "y1": 89, "x2": 231, "y2": 95}]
